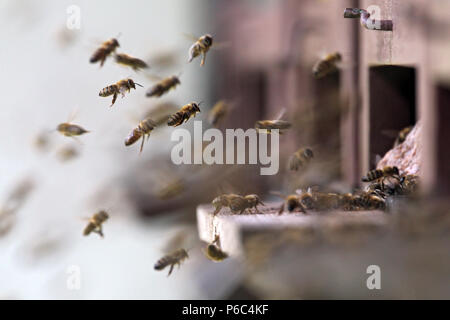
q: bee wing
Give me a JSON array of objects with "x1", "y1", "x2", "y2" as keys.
[
  {"x1": 274, "y1": 107, "x2": 287, "y2": 120},
  {"x1": 144, "y1": 73, "x2": 163, "y2": 82},
  {"x1": 211, "y1": 41, "x2": 231, "y2": 50},
  {"x1": 182, "y1": 32, "x2": 198, "y2": 42},
  {"x1": 381, "y1": 129, "x2": 401, "y2": 139}
]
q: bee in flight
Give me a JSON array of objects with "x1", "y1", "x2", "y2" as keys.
[
  {"x1": 56, "y1": 123, "x2": 89, "y2": 137},
  {"x1": 167, "y1": 102, "x2": 201, "y2": 127},
  {"x1": 83, "y1": 210, "x2": 109, "y2": 238},
  {"x1": 203, "y1": 235, "x2": 228, "y2": 262},
  {"x1": 312, "y1": 52, "x2": 342, "y2": 79},
  {"x1": 255, "y1": 108, "x2": 291, "y2": 134},
  {"x1": 99, "y1": 78, "x2": 143, "y2": 107},
  {"x1": 124, "y1": 117, "x2": 157, "y2": 153},
  {"x1": 114, "y1": 53, "x2": 149, "y2": 71},
  {"x1": 395, "y1": 125, "x2": 413, "y2": 146},
  {"x1": 188, "y1": 34, "x2": 213, "y2": 66},
  {"x1": 90, "y1": 37, "x2": 120, "y2": 67},
  {"x1": 154, "y1": 248, "x2": 189, "y2": 276},
  {"x1": 146, "y1": 75, "x2": 181, "y2": 98},
  {"x1": 362, "y1": 166, "x2": 399, "y2": 182},
  {"x1": 56, "y1": 145, "x2": 79, "y2": 162},
  {"x1": 289, "y1": 147, "x2": 314, "y2": 171},
  {"x1": 208, "y1": 100, "x2": 230, "y2": 127}
]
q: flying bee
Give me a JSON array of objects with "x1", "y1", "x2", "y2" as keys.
[
  {"x1": 289, "y1": 147, "x2": 314, "y2": 171},
  {"x1": 188, "y1": 34, "x2": 213, "y2": 66},
  {"x1": 124, "y1": 117, "x2": 157, "y2": 153},
  {"x1": 203, "y1": 235, "x2": 228, "y2": 262},
  {"x1": 167, "y1": 102, "x2": 201, "y2": 127},
  {"x1": 362, "y1": 166, "x2": 399, "y2": 182},
  {"x1": 156, "y1": 179, "x2": 185, "y2": 200},
  {"x1": 56, "y1": 145, "x2": 79, "y2": 162},
  {"x1": 312, "y1": 52, "x2": 342, "y2": 79},
  {"x1": 154, "y1": 248, "x2": 189, "y2": 276},
  {"x1": 99, "y1": 78, "x2": 143, "y2": 107},
  {"x1": 90, "y1": 37, "x2": 120, "y2": 67},
  {"x1": 208, "y1": 100, "x2": 229, "y2": 127},
  {"x1": 396, "y1": 125, "x2": 413, "y2": 146},
  {"x1": 114, "y1": 53, "x2": 148, "y2": 71},
  {"x1": 146, "y1": 75, "x2": 181, "y2": 98},
  {"x1": 255, "y1": 120, "x2": 291, "y2": 134},
  {"x1": 56, "y1": 123, "x2": 89, "y2": 137},
  {"x1": 83, "y1": 210, "x2": 109, "y2": 237}
]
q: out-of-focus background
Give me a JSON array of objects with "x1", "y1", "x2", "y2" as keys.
[{"x1": 1, "y1": 0, "x2": 450, "y2": 299}]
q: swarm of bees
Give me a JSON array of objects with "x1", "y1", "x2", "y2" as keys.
[{"x1": 212, "y1": 193, "x2": 264, "y2": 215}]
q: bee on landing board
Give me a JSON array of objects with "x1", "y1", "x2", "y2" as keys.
[
  {"x1": 188, "y1": 34, "x2": 213, "y2": 66},
  {"x1": 90, "y1": 37, "x2": 120, "y2": 67},
  {"x1": 312, "y1": 52, "x2": 342, "y2": 79},
  {"x1": 154, "y1": 248, "x2": 189, "y2": 276},
  {"x1": 203, "y1": 235, "x2": 228, "y2": 262},
  {"x1": 362, "y1": 166, "x2": 399, "y2": 182},
  {"x1": 212, "y1": 193, "x2": 265, "y2": 215},
  {"x1": 289, "y1": 147, "x2": 314, "y2": 171},
  {"x1": 99, "y1": 78, "x2": 143, "y2": 107},
  {"x1": 167, "y1": 102, "x2": 201, "y2": 127},
  {"x1": 114, "y1": 53, "x2": 149, "y2": 71},
  {"x1": 124, "y1": 117, "x2": 157, "y2": 153},
  {"x1": 146, "y1": 75, "x2": 180, "y2": 98},
  {"x1": 83, "y1": 210, "x2": 109, "y2": 238}
]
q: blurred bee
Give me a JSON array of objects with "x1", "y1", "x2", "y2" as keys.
[
  {"x1": 146, "y1": 75, "x2": 181, "y2": 98},
  {"x1": 57, "y1": 123, "x2": 89, "y2": 137},
  {"x1": 271, "y1": 192, "x2": 306, "y2": 214},
  {"x1": 338, "y1": 193, "x2": 359, "y2": 211},
  {"x1": 380, "y1": 175, "x2": 403, "y2": 196},
  {"x1": 115, "y1": 53, "x2": 148, "y2": 71},
  {"x1": 362, "y1": 166, "x2": 399, "y2": 182},
  {"x1": 57, "y1": 145, "x2": 79, "y2": 162},
  {"x1": 154, "y1": 248, "x2": 189, "y2": 276},
  {"x1": 90, "y1": 37, "x2": 120, "y2": 67},
  {"x1": 167, "y1": 102, "x2": 201, "y2": 127},
  {"x1": 99, "y1": 78, "x2": 143, "y2": 107},
  {"x1": 289, "y1": 147, "x2": 314, "y2": 171},
  {"x1": 312, "y1": 52, "x2": 342, "y2": 79},
  {"x1": 143, "y1": 102, "x2": 179, "y2": 127},
  {"x1": 33, "y1": 131, "x2": 51, "y2": 152},
  {"x1": 203, "y1": 235, "x2": 228, "y2": 262},
  {"x1": 188, "y1": 34, "x2": 213, "y2": 66},
  {"x1": 400, "y1": 174, "x2": 420, "y2": 195},
  {"x1": 296, "y1": 188, "x2": 340, "y2": 211},
  {"x1": 353, "y1": 192, "x2": 385, "y2": 210},
  {"x1": 124, "y1": 118, "x2": 157, "y2": 153},
  {"x1": 212, "y1": 194, "x2": 264, "y2": 215},
  {"x1": 156, "y1": 179, "x2": 185, "y2": 200},
  {"x1": 395, "y1": 125, "x2": 413, "y2": 146},
  {"x1": 208, "y1": 100, "x2": 229, "y2": 127},
  {"x1": 83, "y1": 210, "x2": 109, "y2": 237},
  {"x1": 255, "y1": 120, "x2": 291, "y2": 134}
]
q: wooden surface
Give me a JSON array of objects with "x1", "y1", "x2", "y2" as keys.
[{"x1": 197, "y1": 201, "x2": 387, "y2": 257}]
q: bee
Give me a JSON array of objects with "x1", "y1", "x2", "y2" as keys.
[
  {"x1": 379, "y1": 175, "x2": 403, "y2": 196},
  {"x1": 83, "y1": 210, "x2": 109, "y2": 237},
  {"x1": 289, "y1": 147, "x2": 314, "y2": 171},
  {"x1": 167, "y1": 102, "x2": 201, "y2": 127},
  {"x1": 156, "y1": 179, "x2": 185, "y2": 200},
  {"x1": 56, "y1": 123, "x2": 89, "y2": 137},
  {"x1": 203, "y1": 235, "x2": 228, "y2": 262},
  {"x1": 57, "y1": 145, "x2": 79, "y2": 162},
  {"x1": 114, "y1": 53, "x2": 148, "y2": 71},
  {"x1": 362, "y1": 166, "x2": 399, "y2": 182},
  {"x1": 255, "y1": 120, "x2": 291, "y2": 134},
  {"x1": 353, "y1": 192, "x2": 385, "y2": 210},
  {"x1": 143, "y1": 102, "x2": 179, "y2": 127},
  {"x1": 146, "y1": 75, "x2": 181, "y2": 98},
  {"x1": 90, "y1": 37, "x2": 120, "y2": 67},
  {"x1": 33, "y1": 131, "x2": 51, "y2": 152},
  {"x1": 400, "y1": 174, "x2": 420, "y2": 195},
  {"x1": 124, "y1": 118, "x2": 157, "y2": 153},
  {"x1": 208, "y1": 100, "x2": 229, "y2": 127},
  {"x1": 188, "y1": 34, "x2": 213, "y2": 66},
  {"x1": 296, "y1": 188, "x2": 341, "y2": 211},
  {"x1": 271, "y1": 191, "x2": 307, "y2": 214},
  {"x1": 212, "y1": 194, "x2": 264, "y2": 215},
  {"x1": 338, "y1": 193, "x2": 359, "y2": 211},
  {"x1": 154, "y1": 248, "x2": 189, "y2": 276},
  {"x1": 395, "y1": 125, "x2": 413, "y2": 146},
  {"x1": 312, "y1": 52, "x2": 342, "y2": 79},
  {"x1": 99, "y1": 78, "x2": 143, "y2": 107}
]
